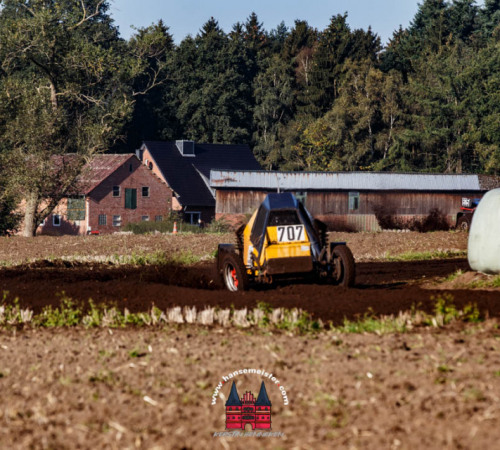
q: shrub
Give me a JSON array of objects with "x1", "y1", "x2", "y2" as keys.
[
  {"x1": 373, "y1": 204, "x2": 451, "y2": 232},
  {"x1": 124, "y1": 214, "x2": 231, "y2": 234}
]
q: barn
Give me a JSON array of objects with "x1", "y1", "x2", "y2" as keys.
[{"x1": 210, "y1": 170, "x2": 500, "y2": 231}]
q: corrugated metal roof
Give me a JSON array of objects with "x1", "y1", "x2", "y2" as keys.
[{"x1": 209, "y1": 170, "x2": 486, "y2": 191}]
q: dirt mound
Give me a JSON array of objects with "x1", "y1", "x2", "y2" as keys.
[{"x1": 432, "y1": 270, "x2": 500, "y2": 290}]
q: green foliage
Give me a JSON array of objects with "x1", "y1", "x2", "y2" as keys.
[
  {"x1": 0, "y1": 188, "x2": 21, "y2": 236},
  {"x1": 334, "y1": 296, "x2": 483, "y2": 334},
  {"x1": 2, "y1": 1, "x2": 500, "y2": 200},
  {"x1": 384, "y1": 249, "x2": 467, "y2": 261},
  {"x1": 35, "y1": 296, "x2": 82, "y2": 327},
  {"x1": 123, "y1": 216, "x2": 230, "y2": 235},
  {"x1": 0, "y1": 1, "x2": 169, "y2": 236},
  {"x1": 431, "y1": 293, "x2": 481, "y2": 324}
]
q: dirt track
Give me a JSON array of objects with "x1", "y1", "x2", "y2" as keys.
[{"x1": 1, "y1": 257, "x2": 499, "y2": 324}]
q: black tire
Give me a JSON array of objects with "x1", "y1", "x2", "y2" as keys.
[
  {"x1": 221, "y1": 252, "x2": 249, "y2": 292},
  {"x1": 457, "y1": 215, "x2": 471, "y2": 231},
  {"x1": 332, "y1": 245, "x2": 355, "y2": 287}
]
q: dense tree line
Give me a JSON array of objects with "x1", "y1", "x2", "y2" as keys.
[
  {"x1": 1, "y1": 0, "x2": 499, "y2": 234},
  {"x1": 122, "y1": 0, "x2": 500, "y2": 176}
]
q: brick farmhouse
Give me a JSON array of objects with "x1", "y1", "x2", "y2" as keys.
[{"x1": 38, "y1": 154, "x2": 172, "y2": 235}]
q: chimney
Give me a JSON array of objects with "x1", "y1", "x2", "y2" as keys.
[
  {"x1": 135, "y1": 148, "x2": 143, "y2": 161},
  {"x1": 176, "y1": 140, "x2": 195, "y2": 157}
]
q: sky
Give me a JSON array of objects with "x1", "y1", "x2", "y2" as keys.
[{"x1": 109, "y1": 0, "x2": 422, "y2": 45}]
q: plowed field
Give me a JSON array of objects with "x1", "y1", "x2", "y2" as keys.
[{"x1": 1, "y1": 231, "x2": 499, "y2": 449}]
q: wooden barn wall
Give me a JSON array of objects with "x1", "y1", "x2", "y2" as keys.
[
  {"x1": 216, "y1": 190, "x2": 268, "y2": 215},
  {"x1": 216, "y1": 189, "x2": 483, "y2": 231}
]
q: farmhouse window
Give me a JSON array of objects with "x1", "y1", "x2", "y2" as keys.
[
  {"x1": 53, "y1": 214, "x2": 61, "y2": 226},
  {"x1": 98, "y1": 214, "x2": 107, "y2": 226},
  {"x1": 155, "y1": 215, "x2": 163, "y2": 222},
  {"x1": 141, "y1": 216, "x2": 149, "y2": 221},
  {"x1": 184, "y1": 211, "x2": 200, "y2": 225},
  {"x1": 67, "y1": 196, "x2": 85, "y2": 221},
  {"x1": 142, "y1": 186, "x2": 150, "y2": 197},
  {"x1": 113, "y1": 186, "x2": 120, "y2": 197},
  {"x1": 112, "y1": 215, "x2": 121, "y2": 227},
  {"x1": 348, "y1": 192, "x2": 360, "y2": 211},
  {"x1": 125, "y1": 188, "x2": 137, "y2": 209}
]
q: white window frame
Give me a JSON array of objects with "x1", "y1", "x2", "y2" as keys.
[
  {"x1": 113, "y1": 186, "x2": 121, "y2": 197},
  {"x1": 348, "y1": 192, "x2": 360, "y2": 211},
  {"x1": 112, "y1": 215, "x2": 121, "y2": 227},
  {"x1": 53, "y1": 214, "x2": 61, "y2": 226},
  {"x1": 141, "y1": 215, "x2": 150, "y2": 222}
]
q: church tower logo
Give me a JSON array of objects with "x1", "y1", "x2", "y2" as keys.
[{"x1": 225, "y1": 381, "x2": 272, "y2": 430}]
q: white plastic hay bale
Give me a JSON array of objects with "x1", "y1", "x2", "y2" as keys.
[{"x1": 468, "y1": 188, "x2": 500, "y2": 274}]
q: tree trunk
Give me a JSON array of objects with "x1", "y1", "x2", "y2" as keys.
[{"x1": 23, "y1": 192, "x2": 39, "y2": 237}]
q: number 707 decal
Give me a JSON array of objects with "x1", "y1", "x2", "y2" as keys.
[{"x1": 277, "y1": 225, "x2": 305, "y2": 242}]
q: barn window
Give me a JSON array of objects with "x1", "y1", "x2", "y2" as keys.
[
  {"x1": 142, "y1": 186, "x2": 150, "y2": 197},
  {"x1": 348, "y1": 192, "x2": 360, "y2": 211},
  {"x1": 112, "y1": 215, "x2": 121, "y2": 227},
  {"x1": 113, "y1": 186, "x2": 120, "y2": 197},
  {"x1": 155, "y1": 215, "x2": 163, "y2": 222},
  {"x1": 141, "y1": 216, "x2": 149, "y2": 221},
  {"x1": 295, "y1": 191, "x2": 307, "y2": 205},
  {"x1": 98, "y1": 214, "x2": 107, "y2": 226},
  {"x1": 53, "y1": 214, "x2": 61, "y2": 226},
  {"x1": 125, "y1": 188, "x2": 137, "y2": 209}
]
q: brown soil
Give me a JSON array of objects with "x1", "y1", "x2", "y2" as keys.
[
  {"x1": 1, "y1": 326, "x2": 500, "y2": 449},
  {"x1": 1, "y1": 231, "x2": 499, "y2": 449}
]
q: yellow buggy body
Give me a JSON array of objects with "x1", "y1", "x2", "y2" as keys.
[{"x1": 217, "y1": 193, "x2": 355, "y2": 291}]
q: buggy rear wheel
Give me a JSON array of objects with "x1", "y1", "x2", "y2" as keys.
[
  {"x1": 332, "y1": 245, "x2": 355, "y2": 287},
  {"x1": 221, "y1": 252, "x2": 249, "y2": 292}
]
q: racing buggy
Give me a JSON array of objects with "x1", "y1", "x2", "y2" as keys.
[{"x1": 217, "y1": 192, "x2": 355, "y2": 291}]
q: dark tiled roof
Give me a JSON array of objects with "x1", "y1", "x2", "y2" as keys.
[
  {"x1": 255, "y1": 381, "x2": 272, "y2": 406},
  {"x1": 52, "y1": 154, "x2": 135, "y2": 195},
  {"x1": 142, "y1": 141, "x2": 261, "y2": 207},
  {"x1": 225, "y1": 382, "x2": 242, "y2": 406},
  {"x1": 79, "y1": 154, "x2": 134, "y2": 194}
]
